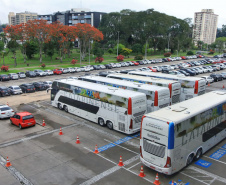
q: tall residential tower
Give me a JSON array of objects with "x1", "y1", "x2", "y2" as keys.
[{"x1": 193, "y1": 9, "x2": 218, "y2": 45}]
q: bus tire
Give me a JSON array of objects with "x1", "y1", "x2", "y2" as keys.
[
  {"x1": 186, "y1": 154, "x2": 194, "y2": 166},
  {"x1": 107, "y1": 121, "x2": 113, "y2": 130},
  {"x1": 64, "y1": 105, "x2": 68, "y2": 113},
  {"x1": 58, "y1": 103, "x2": 63, "y2": 110},
  {"x1": 195, "y1": 148, "x2": 202, "y2": 160},
  {"x1": 98, "y1": 118, "x2": 105, "y2": 127}
]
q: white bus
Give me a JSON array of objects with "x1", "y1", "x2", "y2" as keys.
[
  {"x1": 107, "y1": 73, "x2": 181, "y2": 104},
  {"x1": 50, "y1": 79, "x2": 147, "y2": 134},
  {"x1": 78, "y1": 75, "x2": 170, "y2": 113},
  {"x1": 140, "y1": 90, "x2": 226, "y2": 175},
  {"x1": 128, "y1": 71, "x2": 206, "y2": 101}
]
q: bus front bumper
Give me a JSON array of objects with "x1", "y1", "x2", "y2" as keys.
[{"x1": 140, "y1": 156, "x2": 173, "y2": 175}]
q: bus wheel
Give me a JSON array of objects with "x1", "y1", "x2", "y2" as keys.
[
  {"x1": 107, "y1": 121, "x2": 113, "y2": 130},
  {"x1": 58, "y1": 103, "x2": 63, "y2": 110},
  {"x1": 98, "y1": 118, "x2": 105, "y2": 127},
  {"x1": 195, "y1": 149, "x2": 202, "y2": 160},
  {"x1": 186, "y1": 154, "x2": 194, "y2": 166},
  {"x1": 64, "y1": 105, "x2": 68, "y2": 113}
]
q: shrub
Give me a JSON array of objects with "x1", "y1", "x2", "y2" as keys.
[
  {"x1": 117, "y1": 55, "x2": 124, "y2": 62},
  {"x1": 1, "y1": 65, "x2": 9, "y2": 72},
  {"x1": 208, "y1": 49, "x2": 215, "y2": 54},
  {"x1": 71, "y1": 59, "x2": 77, "y2": 65},
  {"x1": 164, "y1": 52, "x2": 171, "y2": 57},
  {"x1": 132, "y1": 43, "x2": 142, "y2": 54},
  {"x1": 134, "y1": 55, "x2": 143, "y2": 60},
  {"x1": 108, "y1": 48, "x2": 113, "y2": 54},
  {"x1": 95, "y1": 57, "x2": 104, "y2": 63},
  {"x1": 41, "y1": 63, "x2": 46, "y2": 68},
  {"x1": 187, "y1": 51, "x2": 194, "y2": 55}
]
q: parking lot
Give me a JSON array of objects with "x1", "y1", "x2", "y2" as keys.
[{"x1": 0, "y1": 59, "x2": 226, "y2": 185}]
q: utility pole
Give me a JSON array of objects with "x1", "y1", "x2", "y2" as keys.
[{"x1": 117, "y1": 31, "x2": 119, "y2": 56}]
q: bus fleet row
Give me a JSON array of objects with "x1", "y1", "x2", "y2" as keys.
[{"x1": 50, "y1": 71, "x2": 226, "y2": 175}]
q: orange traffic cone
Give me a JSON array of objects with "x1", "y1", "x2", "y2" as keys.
[
  {"x1": 208, "y1": 83, "x2": 210, "y2": 86},
  {"x1": 118, "y1": 156, "x2": 124, "y2": 166},
  {"x1": 93, "y1": 144, "x2": 99, "y2": 154},
  {"x1": 153, "y1": 173, "x2": 161, "y2": 185},
  {"x1": 171, "y1": 181, "x2": 174, "y2": 185},
  {"x1": 59, "y1": 127, "x2": 63, "y2": 135},
  {"x1": 138, "y1": 166, "x2": 146, "y2": 177},
  {"x1": 75, "y1": 135, "x2": 80, "y2": 144},
  {"x1": 223, "y1": 85, "x2": 225, "y2": 89},
  {"x1": 7, "y1": 102, "x2": 9, "y2": 106},
  {"x1": 42, "y1": 119, "x2": 46, "y2": 127},
  {"x1": 5, "y1": 157, "x2": 12, "y2": 167}
]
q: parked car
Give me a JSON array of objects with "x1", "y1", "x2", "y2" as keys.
[
  {"x1": 0, "y1": 104, "x2": 14, "y2": 119},
  {"x1": 180, "y1": 68, "x2": 196, "y2": 76},
  {"x1": 201, "y1": 76, "x2": 214, "y2": 85},
  {"x1": 131, "y1": 61, "x2": 139, "y2": 66},
  {"x1": 168, "y1": 71, "x2": 183, "y2": 75},
  {"x1": 220, "y1": 72, "x2": 226, "y2": 79},
  {"x1": 53, "y1": 69, "x2": 63, "y2": 75},
  {"x1": 17, "y1": 72, "x2": 26, "y2": 78},
  {"x1": 211, "y1": 65, "x2": 220, "y2": 71},
  {"x1": 8, "y1": 73, "x2": 19, "y2": 80},
  {"x1": 10, "y1": 112, "x2": 36, "y2": 129},
  {"x1": 74, "y1": 67, "x2": 81, "y2": 72},
  {"x1": 202, "y1": 66, "x2": 213, "y2": 73},
  {"x1": 137, "y1": 61, "x2": 144, "y2": 65},
  {"x1": 210, "y1": 73, "x2": 223, "y2": 82},
  {"x1": 34, "y1": 69, "x2": 47, "y2": 77},
  {"x1": 25, "y1": 71, "x2": 37, "y2": 78},
  {"x1": 42, "y1": 81, "x2": 53, "y2": 88},
  {"x1": 44, "y1": 70, "x2": 54, "y2": 75},
  {"x1": 98, "y1": 71, "x2": 110, "y2": 77},
  {"x1": 59, "y1": 68, "x2": 69, "y2": 74},
  {"x1": 0, "y1": 74, "x2": 10, "y2": 81},
  {"x1": 33, "y1": 82, "x2": 48, "y2": 91},
  {"x1": 0, "y1": 86, "x2": 11, "y2": 97},
  {"x1": 65, "y1": 67, "x2": 76, "y2": 73},
  {"x1": 105, "y1": 64, "x2": 112, "y2": 69},
  {"x1": 19, "y1": 83, "x2": 36, "y2": 93},
  {"x1": 93, "y1": 65, "x2": 101, "y2": 70},
  {"x1": 147, "y1": 66, "x2": 157, "y2": 72},
  {"x1": 178, "y1": 70, "x2": 190, "y2": 76},
  {"x1": 152, "y1": 66, "x2": 162, "y2": 72},
  {"x1": 8, "y1": 86, "x2": 23, "y2": 95}
]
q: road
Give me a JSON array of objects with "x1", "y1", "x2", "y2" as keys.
[{"x1": 0, "y1": 59, "x2": 225, "y2": 185}]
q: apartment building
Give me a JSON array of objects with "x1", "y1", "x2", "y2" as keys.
[
  {"x1": 8, "y1": 11, "x2": 38, "y2": 25},
  {"x1": 193, "y1": 9, "x2": 218, "y2": 45}
]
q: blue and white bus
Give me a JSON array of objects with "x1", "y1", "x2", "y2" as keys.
[{"x1": 140, "y1": 90, "x2": 226, "y2": 175}]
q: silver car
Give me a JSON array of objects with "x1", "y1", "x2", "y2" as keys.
[
  {"x1": 8, "y1": 73, "x2": 19, "y2": 80},
  {"x1": 17, "y1": 72, "x2": 26, "y2": 78},
  {"x1": 44, "y1": 70, "x2": 54, "y2": 75},
  {"x1": 8, "y1": 86, "x2": 23, "y2": 95}
]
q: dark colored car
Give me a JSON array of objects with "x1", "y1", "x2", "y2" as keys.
[
  {"x1": 0, "y1": 86, "x2": 11, "y2": 97},
  {"x1": 19, "y1": 84, "x2": 36, "y2": 93},
  {"x1": 178, "y1": 70, "x2": 190, "y2": 76},
  {"x1": 162, "y1": 58, "x2": 168, "y2": 62},
  {"x1": 180, "y1": 68, "x2": 196, "y2": 76},
  {"x1": 0, "y1": 74, "x2": 10, "y2": 81},
  {"x1": 97, "y1": 72, "x2": 109, "y2": 77},
  {"x1": 25, "y1": 71, "x2": 37, "y2": 78},
  {"x1": 137, "y1": 61, "x2": 144, "y2": 65},
  {"x1": 93, "y1": 65, "x2": 101, "y2": 70},
  {"x1": 33, "y1": 82, "x2": 48, "y2": 91},
  {"x1": 105, "y1": 64, "x2": 112, "y2": 69},
  {"x1": 210, "y1": 73, "x2": 223, "y2": 82}
]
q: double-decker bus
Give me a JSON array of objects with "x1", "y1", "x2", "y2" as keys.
[
  {"x1": 50, "y1": 79, "x2": 147, "y2": 134},
  {"x1": 78, "y1": 75, "x2": 170, "y2": 113},
  {"x1": 107, "y1": 73, "x2": 181, "y2": 104},
  {"x1": 128, "y1": 71, "x2": 206, "y2": 101},
  {"x1": 140, "y1": 90, "x2": 226, "y2": 175}
]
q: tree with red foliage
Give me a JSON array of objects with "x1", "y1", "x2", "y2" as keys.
[
  {"x1": 74, "y1": 23, "x2": 103, "y2": 64},
  {"x1": 25, "y1": 20, "x2": 51, "y2": 63},
  {"x1": 117, "y1": 55, "x2": 124, "y2": 62}
]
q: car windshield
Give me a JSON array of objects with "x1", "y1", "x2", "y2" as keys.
[
  {"x1": 27, "y1": 85, "x2": 34, "y2": 88},
  {"x1": 14, "y1": 87, "x2": 21, "y2": 90},
  {"x1": 22, "y1": 115, "x2": 34, "y2": 120},
  {"x1": 0, "y1": 107, "x2": 11, "y2": 111}
]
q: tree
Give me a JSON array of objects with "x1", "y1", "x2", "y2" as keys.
[
  {"x1": 215, "y1": 37, "x2": 226, "y2": 52},
  {"x1": 44, "y1": 41, "x2": 55, "y2": 61},
  {"x1": 121, "y1": 48, "x2": 132, "y2": 57},
  {"x1": 26, "y1": 41, "x2": 38, "y2": 59},
  {"x1": 7, "y1": 40, "x2": 19, "y2": 66},
  {"x1": 108, "y1": 48, "x2": 113, "y2": 55},
  {"x1": 25, "y1": 20, "x2": 51, "y2": 63},
  {"x1": 113, "y1": 43, "x2": 125, "y2": 55},
  {"x1": 132, "y1": 43, "x2": 142, "y2": 54}
]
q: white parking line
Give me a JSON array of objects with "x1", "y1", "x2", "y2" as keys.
[
  {"x1": 127, "y1": 162, "x2": 140, "y2": 170},
  {"x1": 180, "y1": 172, "x2": 209, "y2": 185},
  {"x1": 104, "y1": 139, "x2": 139, "y2": 155},
  {"x1": 203, "y1": 155, "x2": 226, "y2": 165}
]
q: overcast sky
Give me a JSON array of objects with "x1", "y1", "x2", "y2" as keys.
[{"x1": 0, "y1": 0, "x2": 225, "y2": 27}]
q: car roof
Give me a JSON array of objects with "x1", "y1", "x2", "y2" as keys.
[{"x1": 16, "y1": 112, "x2": 33, "y2": 117}]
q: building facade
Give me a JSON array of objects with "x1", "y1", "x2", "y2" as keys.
[
  {"x1": 193, "y1": 9, "x2": 218, "y2": 45},
  {"x1": 8, "y1": 11, "x2": 38, "y2": 25},
  {"x1": 38, "y1": 8, "x2": 106, "y2": 28}
]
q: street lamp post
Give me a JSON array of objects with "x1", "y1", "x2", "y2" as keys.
[
  {"x1": 168, "y1": 33, "x2": 171, "y2": 52},
  {"x1": 117, "y1": 31, "x2": 119, "y2": 56}
]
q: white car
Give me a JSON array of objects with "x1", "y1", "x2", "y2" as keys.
[
  {"x1": 17, "y1": 72, "x2": 26, "y2": 78},
  {"x1": 59, "y1": 68, "x2": 69, "y2": 74},
  {"x1": 201, "y1": 76, "x2": 214, "y2": 85},
  {"x1": 43, "y1": 81, "x2": 53, "y2": 88},
  {"x1": 66, "y1": 67, "x2": 76, "y2": 73},
  {"x1": 203, "y1": 66, "x2": 213, "y2": 73},
  {"x1": 74, "y1": 67, "x2": 81, "y2": 72},
  {"x1": 115, "y1": 63, "x2": 121, "y2": 68},
  {"x1": 44, "y1": 70, "x2": 54, "y2": 75},
  {"x1": 0, "y1": 105, "x2": 14, "y2": 119},
  {"x1": 8, "y1": 73, "x2": 19, "y2": 80},
  {"x1": 221, "y1": 72, "x2": 226, "y2": 79},
  {"x1": 99, "y1": 65, "x2": 106, "y2": 69},
  {"x1": 34, "y1": 69, "x2": 47, "y2": 76},
  {"x1": 8, "y1": 86, "x2": 23, "y2": 95},
  {"x1": 152, "y1": 66, "x2": 162, "y2": 72}
]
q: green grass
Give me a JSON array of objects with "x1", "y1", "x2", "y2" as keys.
[{"x1": 0, "y1": 48, "x2": 219, "y2": 74}]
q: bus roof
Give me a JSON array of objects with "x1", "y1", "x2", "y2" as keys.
[
  {"x1": 80, "y1": 75, "x2": 169, "y2": 92},
  {"x1": 128, "y1": 71, "x2": 203, "y2": 82},
  {"x1": 55, "y1": 79, "x2": 146, "y2": 98},
  {"x1": 144, "y1": 90, "x2": 226, "y2": 123},
  {"x1": 107, "y1": 73, "x2": 179, "y2": 85}
]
